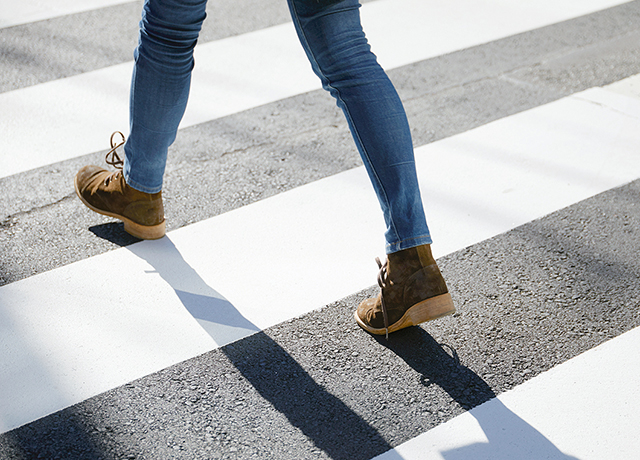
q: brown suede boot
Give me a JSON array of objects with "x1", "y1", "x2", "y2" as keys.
[
  {"x1": 355, "y1": 244, "x2": 455, "y2": 337},
  {"x1": 74, "y1": 132, "x2": 165, "y2": 240}
]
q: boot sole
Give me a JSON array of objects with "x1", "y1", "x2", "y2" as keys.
[
  {"x1": 74, "y1": 176, "x2": 166, "y2": 240},
  {"x1": 354, "y1": 293, "x2": 455, "y2": 335}
]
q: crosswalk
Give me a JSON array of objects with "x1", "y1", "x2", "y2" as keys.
[
  {"x1": 2, "y1": 0, "x2": 635, "y2": 178},
  {"x1": 2, "y1": 0, "x2": 640, "y2": 458}
]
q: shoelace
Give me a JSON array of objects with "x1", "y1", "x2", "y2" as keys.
[
  {"x1": 104, "y1": 131, "x2": 125, "y2": 185},
  {"x1": 375, "y1": 257, "x2": 390, "y2": 339}
]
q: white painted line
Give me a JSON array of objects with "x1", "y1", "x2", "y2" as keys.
[
  {"x1": 2, "y1": 85, "x2": 640, "y2": 433},
  {"x1": 373, "y1": 326, "x2": 640, "y2": 460},
  {"x1": 422, "y1": 84, "x2": 640, "y2": 259},
  {"x1": 0, "y1": 0, "x2": 133, "y2": 29},
  {"x1": 0, "y1": 0, "x2": 633, "y2": 178},
  {"x1": 603, "y1": 72, "x2": 640, "y2": 99},
  {"x1": 361, "y1": 0, "x2": 633, "y2": 71}
]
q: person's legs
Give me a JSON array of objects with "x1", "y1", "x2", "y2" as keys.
[
  {"x1": 287, "y1": 0, "x2": 454, "y2": 335},
  {"x1": 74, "y1": 0, "x2": 207, "y2": 239},
  {"x1": 287, "y1": 0, "x2": 430, "y2": 254},
  {"x1": 124, "y1": 0, "x2": 208, "y2": 194}
]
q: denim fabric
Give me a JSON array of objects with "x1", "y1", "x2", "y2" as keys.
[
  {"x1": 123, "y1": 0, "x2": 207, "y2": 194},
  {"x1": 123, "y1": 0, "x2": 432, "y2": 252}
]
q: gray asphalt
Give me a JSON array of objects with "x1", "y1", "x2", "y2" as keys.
[
  {"x1": 1, "y1": 1, "x2": 640, "y2": 459},
  {"x1": 2, "y1": 179, "x2": 639, "y2": 459}
]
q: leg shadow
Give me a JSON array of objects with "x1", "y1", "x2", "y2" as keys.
[
  {"x1": 117, "y1": 233, "x2": 392, "y2": 459},
  {"x1": 125, "y1": 235, "x2": 261, "y2": 347},
  {"x1": 92, "y1": 222, "x2": 260, "y2": 345},
  {"x1": 223, "y1": 332, "x2": 394, "y2": 459},
  {"x1": 380, "y1": 328, "x2": 580, "y2": 460}
]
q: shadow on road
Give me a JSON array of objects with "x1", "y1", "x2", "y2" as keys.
[
  {"x1": 124, "y1": 233, "x2": 394, "y2": 460},
  {"x1": 84, "y1": 224, "x2": 579, "y2": 459},
  {"x1": 378, "y1": 328, "x2": 580, "y2": 460}
]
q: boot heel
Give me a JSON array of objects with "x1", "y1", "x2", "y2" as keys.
[
  {"x1": 407, "y1": 293, "x2": 455, "y2": 325},
  {"x1": 123, "y1": 219, "x2": 166, "y2": 240}
]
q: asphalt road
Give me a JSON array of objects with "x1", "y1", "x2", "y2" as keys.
[{"x1": 1, "y1": 1, "x2": 639, "y2": 459}]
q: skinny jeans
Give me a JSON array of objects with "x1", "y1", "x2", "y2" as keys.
[{"x1": 123, "y1": 0, "x2": 432, "y2": 253}]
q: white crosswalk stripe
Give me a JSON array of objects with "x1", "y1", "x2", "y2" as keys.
[
  {"x1": 1, "y1": 0, "x2": 639, "y2": 458},
  {"x1": 0, "y1": 0, "x2": 132, "y2": 29}
]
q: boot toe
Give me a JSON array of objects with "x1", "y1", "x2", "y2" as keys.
[
  {"x1": 75, "y1": 165, "x2": 104, "y2": 194},
  {"x1": 355, "y1": 297, "x2": 386, "y2": 333}
]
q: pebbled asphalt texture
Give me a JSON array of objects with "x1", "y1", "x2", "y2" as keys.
[
  {"x1": 2, "y1": 1, "x2": 640, "y2": 459},
  {"x1": 1, "y1": 178, "x2": 639, "y2": 459}
]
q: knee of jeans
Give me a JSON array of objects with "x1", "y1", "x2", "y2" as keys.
[
  {"x1": 139, "y1": 1, "x2": 206, "y2": 56},
  {"x1": 316, "y1": 42, "x2": 383, "y2": 90},
  {"x1": 291, "y1": 0, "x2": 359, "y2": 17},
  {"x1": 298, "y1": 12, "x2": 380, "y2": 86},
  {"x1": 142, "y1": 17, "x2": 203, "y2": 47},
  {"x1": 138, "y1": 20, "x2": 204, "y2": 72}
]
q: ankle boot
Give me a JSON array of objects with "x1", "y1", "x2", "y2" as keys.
[
  {"x1": 355, "y1": 244, "x2": 455, "y2": 337},
  {"x1": 74, "y1": 132, "x2": 165, "y2": 240}
]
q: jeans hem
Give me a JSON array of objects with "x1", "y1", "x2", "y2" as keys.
[
  {"x1": 123, "y1": 170, "x2": 163, "y2": 194},
  {"x1": 385, "y1": 234, "x2": 433, "y2": 254}
]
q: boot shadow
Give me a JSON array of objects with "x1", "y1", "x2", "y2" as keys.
[
  {"x1": 378, "y1": 327, "x2": 580, "y2": 460},
  {"x1": 89, "y1": 222, "x2": 140, "y2": 247}
]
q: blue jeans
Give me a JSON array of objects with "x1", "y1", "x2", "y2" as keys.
[{"x1": 124, "y1": 0, "x2": 432, "y2": 253}]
